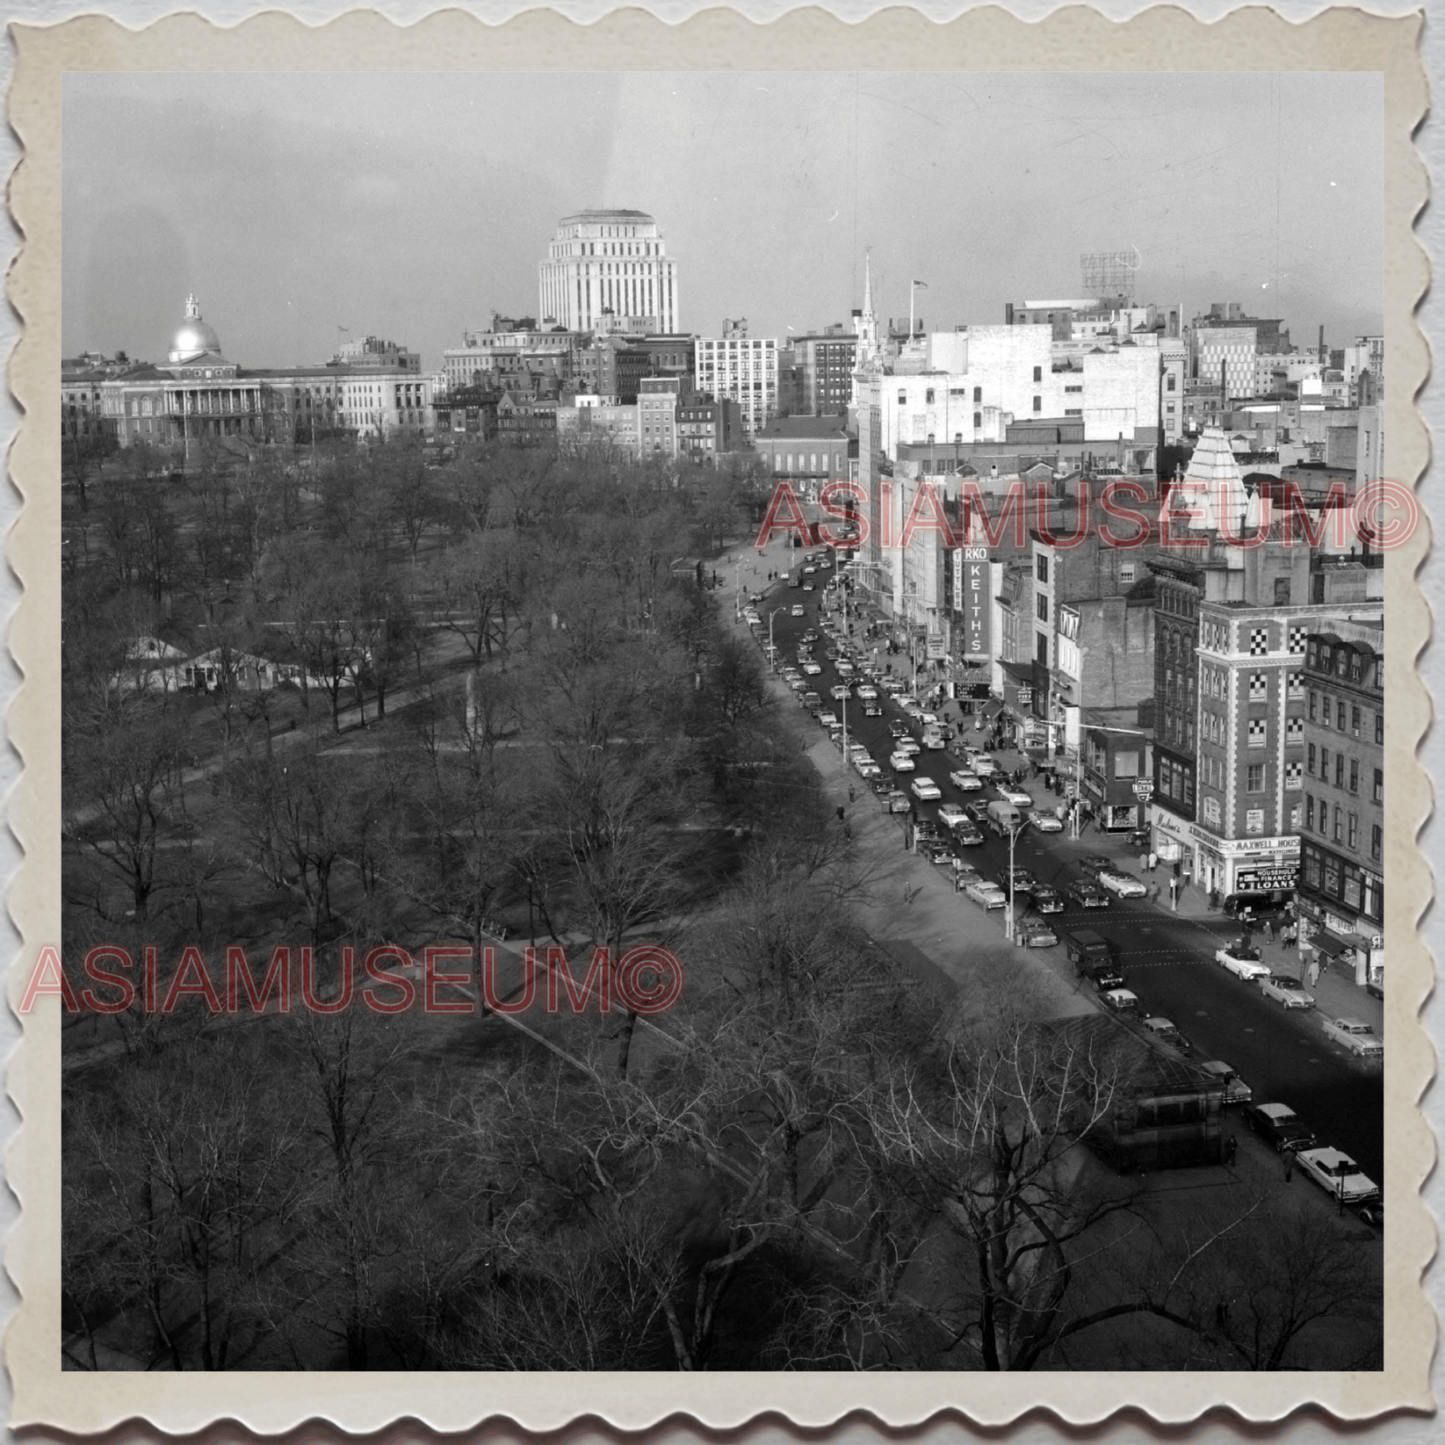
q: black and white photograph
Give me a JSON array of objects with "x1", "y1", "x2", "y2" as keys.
[{"x1": 9, "y1": 6, "x2": 1430, "y2": 1427}]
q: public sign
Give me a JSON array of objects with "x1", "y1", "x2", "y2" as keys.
[
  {"x1": 1017, "y1": 687, "x2": 1032, "y2": 705},
  {"x1": 959, "y1": 546, "x2": 991, "y2": 661},
  {"x1": 1133, "y1": 780, "x2": 1154, "y2": 801},
  {"x1": 1235, "y1": 867, "x2": 1299, "y2": 891}
]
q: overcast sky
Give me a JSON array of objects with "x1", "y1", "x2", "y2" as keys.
[{"x1": 62, "y1": 71, "x2": 1383, "y2": 370}]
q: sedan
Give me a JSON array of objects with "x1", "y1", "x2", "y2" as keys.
[
  {"x1": 884, "y1": 790, "x2": 911, "y2": 814},
  {"x1": 788, "y1": 678, "x2": 808, "y2": 694},
  {"x1": 830, "y1": 684, "x2": 852, "y2": 700},
  {"x1": 1078, "y1": 855, "x2": 1115, "y2": 877},
  {"x1": 997, "y1": 787, "x2": 1034, "y2": 809},
  {"x1": 1243, "y1": 1102, "x2": 1318, "y2": 1154},
  {"x1": 1142, "y1": 1017, "x2": 1192, "y2": 1055},
  {"x1": 964, "y1": 880, "x2": 1008, "y2": 910},
  {"x1": 937, "y1": 803, "x2": 968, "y2": 830},
  {"x1": 888, "y1": 720, "x2": 911, "y2": 739},
  {"x1": 1295, "y1": 1147, "x2": 1380, "y2": 1204},
  {"x1": 1031, "y1": 812, "x2": 1064, "y2": 834},
  {"x1": 913, "y1": 819, "x2": 943, "y2": 844},
  {"x1": 1097, "y1": 869, "x2": 1148, "y2": 898},
  {"x1": 855, "y1": 684, "x2": 879, "y2": 700},
  {"x1": 790, "y1": 604, "x2": 806, "y2": 617},
  {"x1": 801, "y1": 661, "x2": 823, "y2": 676},
  {"x1": 997, "y1": 867, "x2": 1038, "y2": 894},
  {"x1": 1321, "y1": 1017, "x2": 1384, "y2": 1058},
  {"x1": 1259, "y1": 974, "x2": 1316, "y2": 1009},
  {"x1": 862, "y1": 701, "x2": 884, "y2": 717},
  {"x1": 889, "y1": 752, "x2": 917, "y2": 773},
  {"x1": 868, "y1": 777, "x2": 893, "y2": 798},
  {"x1": 911, "y1": 777, "x2": 942, "y2": 802},
  {"x1": 854, "y1": 760, "x2": 882, "y2": 780},
  {"x1": 896, "y1": 738, "x2": 922, "y2": 756},
  {"x1": 952, "y1": 823, "x2": 985, "y2": 847},
  {"x1": 1017, "y1": 920, "x2": 1059, "y2": 949},
  {"x1": 1068, "y1": 880, "x2": 1110, "y2": 909},
  {"x1": 949, "y1": 769, "x2": 984, "y2": 791},
  {"x1": 1031, "y1": 885, "x2": 1065, "y2": 914},
  {"x1": 1216, "y1": 944, "x2": 1272, "y2": 982},
  {"x1": 802, "y1": 582, "x2": 815, "y2": 591},
  {"x1": 1101, "y1": 988, "x2": 1141, "y2": 1013},
  {"x1": 817, "y1": 710, "x2": 838, "y2": 729},
  {"x1": 1197, "y1": 1060, "x2": 1253, "y2": 1107},
  {"x1": 1086, "y1": 963, "x2": 1127, "y2": 992},
  {"x1": 924, "y1": 842, "x2": 955, "y2": 868}
]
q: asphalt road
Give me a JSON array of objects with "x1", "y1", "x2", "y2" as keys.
[{"x1": 755, "y1": 561, "x2": 1383, "y2": 1188}]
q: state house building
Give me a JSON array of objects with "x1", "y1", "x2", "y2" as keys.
[{"x1": 65, "y1": 296, "x2": 433, "y2": 450}]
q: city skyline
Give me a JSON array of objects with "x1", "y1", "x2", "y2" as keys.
[{"x1": 62, "y1": 71, "x2": 1383, "y2": 371}]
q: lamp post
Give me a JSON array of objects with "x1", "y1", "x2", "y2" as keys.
[
  {"x1": 734, "y1": 559, "x2": 742, "y2": 621},
  {"x1": 1004, "y1": 819, "x2": 1027, "y2": 942},
  {"x1": 768, "y1": 606, "x2": 786, "y2": 669}
]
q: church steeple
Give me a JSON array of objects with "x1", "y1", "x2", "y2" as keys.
[{"x1": 852, "y1": 247, "x2": 881, "y2": 395}]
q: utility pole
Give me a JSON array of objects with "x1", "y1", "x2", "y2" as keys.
[{"x1": 1004, "y1": 819, "x2": 1026, "y2": 942}]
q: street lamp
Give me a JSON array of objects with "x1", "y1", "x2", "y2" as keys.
[
  {"x1": 768, "y1": 606, "x2": 787, "y2": 670},
  {"x1": 1004, "y1": 819, "x2": 1027, "y2": 943}
]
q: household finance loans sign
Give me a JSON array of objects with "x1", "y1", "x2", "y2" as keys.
[{"x1": 956, "y1": 547, "x2": 990, "y2": 661}]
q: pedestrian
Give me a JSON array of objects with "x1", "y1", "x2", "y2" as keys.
[
  {"x1": 1138, "y1": 852, "x2": 1148, "y2": 874},
  {"x1": 1263, "y1": 918, "x2": 1274, "y2": 944},
  {"x1": 1284, "y1": 1148, "x2": 1294, "y2": 1184},
  {"x1": 1148, "y1": 851, "x2": 1158, "y2": 873},
  {"x1": 848, "y1": 784, "x2": 856, "y2": 803},
  {"x1": 1224, "y1": 1135, "x2": 1238, "y2": 1167},
  {"x1": 1307, "y1": 958, "x2": 1321, "y2": 987}
]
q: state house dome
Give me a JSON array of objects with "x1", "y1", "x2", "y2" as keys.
[{"x1": 168, "y1": 293, "x2": 222, "y2": 363}]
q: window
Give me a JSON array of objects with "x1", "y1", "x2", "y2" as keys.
[
  {"x1": 1373, "y1": 768, "x2": 1383, "y2": 804},
  {"x1": 925, "y1": 388, "x2": 935, "y2": 404},
  {"x1": 1336, "y1": 700, "x2": 1347, "y2": 730},
  {"x1": 1119, "y1": 563, "x2": 1136, "y2": 585},
  {"x1": 1333, "y1": 806, "x2": 1343, "y2": 843},
  {"x1": 1248, "y1": 718, "x2": 1267, "y2": 747},
  {"x1": 1376, "y1": 713, "x2": 1384, "y2": 745},
  {"x1": 1371, "y1": 824, "x2": 1383, "y2": 860},
  {"x1": 973, "y1": 386, "x2": 981, "y2": 403},
  {"x1": 973, "y1": 412, "x2": 982, "y2": 430},
  {"x1": 1308, "y1": 690, "x2": 1317, "y2": 721},
  {"x1": 1306, "y1": 794, "x2": 1315, "y2": 831},
  {"x1": 1348, "y1": 813, "x2": 1359, "y2": 851},
  {"x1": 1032, "y1": 395, "x2": 1042, "y2": 412},
  {"x1": 1351, "y1": 705, "x2": 1361, "y2": 736},
  {"x1": 1036, "y1": 595, "x2": 1049, "y2": 622},
  {"x1": 1335, "y1": 754, "x2": 1344, "y2": 787},
  {"x1": 1036, "y1": 555, "x2": 1049, "y2": 584},
  {"x1": 898, "y1": 390, "x2": 907, "y2": 404},
  {"x1": 1249, "y1": 671, "x2": 1267, "y2": 701},
  {"x1": 1349, "y1": 759, "x2": 1359, "y2": 793},
  {"x1": 1273, "y1": 577, "x2": 1291, "y2": 605},
  {"x1": 1036, "y1": 633, "x2": 1049, "y2": 667},
  {"x1": 1246, "y1": 764, "x2": 1264, "y2": 793},
  {"x1": 1320, "y1": 746, "x2": 1330, "y2": 783},
  {"x1": 1307, "y1": 743, "x2": 1316, "y2": 775},
  {"x1": 1285, "y1": 761, "x2": 1303, "y2": 789}
]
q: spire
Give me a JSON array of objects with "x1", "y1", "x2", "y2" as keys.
[
  {"x1": 185, "y1": 293, "x2": 201, "y2": 320},
  {"x1": 862, "y1": 247, "x2": 874, "y2": 318}
]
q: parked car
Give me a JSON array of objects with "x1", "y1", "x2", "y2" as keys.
[
  {"x1": 1243, "y1": 1102, "x2": 1317, "y2": 1154},
  {"x1": 924, "y1": 842, "x2": 954, "y2": 867},
  {"x1": 884, "y1": 790, "x2": 911, "y2": 814},
  {"x1": 1068, "y1": 880, "x2": 1110, "y2": 909},
  {"x1": 868, "y1": 777, "x2": 893, "y2": 798},
  {"x1": 949, "y1": 769, "x2": 983, "y2": 791},
  {"x1": 802, "y1": 691, "x2": 822, "y2": 711},
  {"x1": 1101, "y1": 988, "x2": 1141, "y2": 1013},
  {"x1": 996, "y1": 867, "x2": 1037, "y2": 894},
  {"x1": 1030, "y1": 884, "x2": 1065, "y2": 914},
  {"x1": 937, "y1": 803, "x2": 968, "y2": 830},
  {"x1": 854, "y1": 760, "x2": 881, "y2": 780},
  {"x1": 1031, "y1": 812, "x2": 1064, "y2": 833},
  {"x1": 1078, "y1": 855, "x2": 1115, "y2": 877},
  {"x1": 1017, "y1": 920, "x2": 1059, "y2": 948},
  {"x1": 1142, "y1": 1017, "x2": 1192, "y2": 1055},
  {"x1": 1086, "y1": 963, "x2": 1126, "y2": 992},
  {"x1": 1097, "y1": 869, "x2": 1148, "y2": 898},
  {"x1": 952, "y1": 862, "x2": 983, "y2": 887},
  {"x1": 889, "y1": 752, "x2": 916, "y2": 773},
  {"x1": 964, "y1": 880, "x2": 1008, "y2": 910},
  {"x1": 1197, "y1": 1060, "x2": 1253, "y2": 1107},
  {"x1": 1223, "y1": 889, "x2": 1294, "y2": 922},
  {"x1": 913, "y1": 819, "x2": 942, "y2": 843},
  {"x1": 1215, "y1": 943, "x2": 1272, "y2": 981},
  {"x1": 1259, "y1": 974, "x2": 1316, "y2": 1009},
  {"x1": 817, "y1": 710, "x2": 838, "y2": 729},
  {"x1": 1295, "y1": 1146, "x2": 1380, "y2": 1204},
  {"x1": 911, "y1": 776, "x2": 942, "y2": 802},
  {"x1": 1321, "y1": 1017, "x2": 1384, "y2": 1058},
  {"x1": 997, "y1": 787, "x2": 1034, "y2": 808}
]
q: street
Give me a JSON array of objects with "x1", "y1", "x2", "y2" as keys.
[{"x1": 749, "y1": 551, "x2": 1384, "y2": 1187}]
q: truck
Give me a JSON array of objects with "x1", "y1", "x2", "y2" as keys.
[
  {"x1": 985, "y1": 800, "x2": 1023, "y2": 836},
  {"x1": 1063, "y1": 928, "x2": 1117, "y2": 976},
  {"x1": 786, "y1": 571, "x2": 801, "y2": 589}
]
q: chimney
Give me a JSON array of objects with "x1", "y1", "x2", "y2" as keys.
[
  {"x1": 1319, "y1": 324, "x2": 1325, "y2": 363},
  {"x1": 1005, "y1": 302, "x2": 1016, "y2": 325}
]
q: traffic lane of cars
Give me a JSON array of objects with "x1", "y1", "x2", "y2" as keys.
[
  {"x1": 1094, "y1": 952, "x2": 1384, "y2": 1186},
  {"x1": 767, "y1": 603, "x2": 1386, "y2": 1185}
]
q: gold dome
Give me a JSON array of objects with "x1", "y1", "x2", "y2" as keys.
[{"x1": 169, "y1": 293, "x2": 221, "y2": 363}]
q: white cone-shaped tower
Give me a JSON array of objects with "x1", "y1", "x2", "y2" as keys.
[{"x1": 1161, "y1": 425, "x2": 1250, "y2": 535}]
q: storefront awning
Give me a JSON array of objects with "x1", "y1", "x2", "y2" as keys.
[{"x1": 1310, "y1": 930, "x2": 1355, "y2": 959}]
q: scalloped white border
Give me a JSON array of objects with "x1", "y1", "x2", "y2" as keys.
[{"x1": 3, "y1": 3, "x2": 1433, "y2": 1432}]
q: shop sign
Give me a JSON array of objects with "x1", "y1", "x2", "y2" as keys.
[
  {"x1": 1017, "y1": 687, "x2": 1032, "y2": 705},
  {"x1": 926, "y1": 631, "x2": 947, "y2": 661},
  {"x1": 1235, "y1": 867, "x2": 1298, "y2": 891},
  {"x1": 1324, "y1": 911, "x2": 1356, "y2": 937},
  {"x1": 1133, "y1": 779, "x2": 1154, "y2": 801}
]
